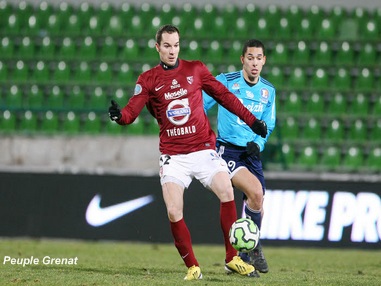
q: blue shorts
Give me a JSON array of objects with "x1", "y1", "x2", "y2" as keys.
[{"x1": 216, "y1": 142, "x2": 266, "y2": 196}]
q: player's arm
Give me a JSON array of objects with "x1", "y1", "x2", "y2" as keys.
[
  {"x1": 202, "y1": 74, "x2": 225, "y2": 113},
  {"x1": 203, "y1": 72, "x2": 229, "y2": 112},
  {"x1": 108, "y1": 83, "x2": 149, "y2": 125},
  {"x1": 202, "y1": 90, "x2": 216, "y2": 114}
]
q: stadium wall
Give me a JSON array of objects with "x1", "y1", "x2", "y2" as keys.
[
  {"x1": 0, "y1": 135, "x2": 161, "y2": 175},
  {"x1": 1, "y1": 172, "x2": 380, "y2": 248}
]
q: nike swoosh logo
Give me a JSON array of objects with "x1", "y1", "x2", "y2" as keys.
[
  {"x1": 86, "y1": 194, "x2": 154, "y2": 227},
  {"x1": 155, "y1": 85, "x2": 165, "y2": 91},
  {"x1": 181, "y1": 253, "x2": 189, "y2": 259}
]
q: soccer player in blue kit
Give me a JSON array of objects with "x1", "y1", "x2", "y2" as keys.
[{"x1": 203, "y1": 39, "x2": 276, "y2": 274}]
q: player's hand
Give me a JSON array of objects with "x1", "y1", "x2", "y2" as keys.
[
  {"x1": 108, "y1": 100, "x2": 121, "y2": 121},
  {"x1": 251, "y1": 119, "x2": 267, "y2": 138},
  {"x1": 246, "y1": 142, "x2": 260, "y2": 157}
]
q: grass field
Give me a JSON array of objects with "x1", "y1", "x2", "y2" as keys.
[{"x1": 1, "y1": 238, "x2": 380, "y2": 286}]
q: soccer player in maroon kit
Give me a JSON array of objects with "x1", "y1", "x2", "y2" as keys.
[{"x1": 109, "y1": 24, "x2": 267, "y2": 280}]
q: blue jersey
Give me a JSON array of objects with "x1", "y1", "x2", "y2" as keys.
[{"x1": 203, "y1": 71, "x2": 276, "y2": 152}]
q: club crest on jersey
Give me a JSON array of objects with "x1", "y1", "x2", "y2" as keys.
[
  {"x1": 187, "y1": 76, "x2": 193, "y2": 84},
  {"x1": 260, "y1": 88, "x2": 269, "y2": 103},
  {"x1": 134, "y1": 84, "x2": 142, "y2": 95}
]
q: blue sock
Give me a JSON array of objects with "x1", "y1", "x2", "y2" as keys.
[
  {"x1": 245, "y1": 205, "x2": 261, "y2": 229},
  {"x1": 239, "y1": 252, "x2": 249, "y2": 262},
  {"x1": 245, "y1": 204, "x2": 262, "y2": 248}
]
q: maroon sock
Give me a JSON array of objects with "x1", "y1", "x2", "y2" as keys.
[
  {"x1": 170, "y1": 218, "x2": 199, "y2": 268},
  {"x1": 220, "y1": 200, "x2": 238, "y2": 263}
]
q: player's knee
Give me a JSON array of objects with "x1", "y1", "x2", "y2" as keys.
[
  {"x1": 213, "y1": 183, "x2": 234, "y2": 202},
  {"x1": 167, "y1": 207, "x2": 183, "y2": 222},
  {"x1": 217, "y1": 186, "x2": 235, "y2": 202},
  {"x1": 245, "y1": 190, "x2": 263, "y2": 209}
]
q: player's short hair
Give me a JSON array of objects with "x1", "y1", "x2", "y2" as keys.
[
  {"x1": 242, "y1": 39, "x2": 266, "y2": 56},
  {"x1": 156, "y1": 24, "x2": 180, "y2": 44}
]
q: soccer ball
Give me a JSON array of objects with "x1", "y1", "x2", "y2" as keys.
[{"x1": 229, "y1": 218, "x2": 260, "y2": 253}]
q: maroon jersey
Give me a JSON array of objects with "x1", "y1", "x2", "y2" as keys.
[{"x1": 118, "y1": 59, "x2": 256, "y2": 155}]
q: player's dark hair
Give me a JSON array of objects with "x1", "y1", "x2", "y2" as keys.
[
  {"x1": 242, "y1": 39, "x2": 266, "y2": 56},
  {"x1": 156, "y1": 24, "x2": 180, "y2": 44}
]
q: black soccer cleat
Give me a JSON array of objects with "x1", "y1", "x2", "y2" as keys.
[{"x1": 248, "y1": 245, "x2": 269, "y2": 273}]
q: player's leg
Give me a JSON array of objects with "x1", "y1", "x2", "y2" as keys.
[
  {"x1": 194, "y1": 150, "x2": 236, "y2": 262},
  {"x1": 209, "y1": 171, "x2": 259, "y2": 277},
  {"x1": 193, "y1": 150, "x2": 237, "y2": 263},
  {"x1": 162, "y1": 181, "x2": 202, "y2": 280},
  {"x1": 160, "y1": 155, "x2": 202, "y2": 280},
  {"x1": 195, "y1": 150, "x2": 258, "y2": 277},
  {"x1": 231, "y1": 168, "x2": 269, "y2": 273},
  {"x1": 209, "y1": 171, "x2": 237, "y2": 261},
  {"x1": 231, "y1": 168, "x2": 263, "y2": 229}
]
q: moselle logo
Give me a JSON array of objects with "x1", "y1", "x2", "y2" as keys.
[
  {"x1": 86, "y1": 194, "x2": 154, "y2": 227},
  {"x1": 164, "y1": 88, "x2": 188, "y2": 100}
]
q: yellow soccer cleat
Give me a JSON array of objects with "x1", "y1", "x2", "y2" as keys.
[
  {"x1": 184, "y1": 265, "x2": 203, "y2": 280},
  {"x1": 225, "y1": 256, "x2": 260, "y2": 277}
]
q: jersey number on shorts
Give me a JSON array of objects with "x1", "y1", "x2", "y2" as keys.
[
  {"x1": 160, "y1": 155, "x2": 171, "y2": 166},
  {"x1": 227, "y1": 160, "x2": 236, "y2": 172}
]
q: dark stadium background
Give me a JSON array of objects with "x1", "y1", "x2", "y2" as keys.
[{"x1": 0, "y1": 0, "x2": 380, "y2": 248}]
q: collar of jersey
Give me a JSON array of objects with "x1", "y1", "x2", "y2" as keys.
[{"x1": 160, "y1": 59, "x2": 179, "y2": 70}]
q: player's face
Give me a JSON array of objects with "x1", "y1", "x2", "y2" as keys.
[
  {"x1": 156, "y1": 32, "x2": 180, "y2": 67},
  {"x1": 241, "y1": 47, "x2": 266, "y2": 84}
]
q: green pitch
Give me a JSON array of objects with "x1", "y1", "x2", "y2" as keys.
[{"x1": 1, "y1": 238, "x2": 380, "y2": 285}]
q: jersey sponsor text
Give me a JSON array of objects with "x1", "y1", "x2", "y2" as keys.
[{"x1": 164, "y1": 88, "x2": 188, "y2": 100}]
